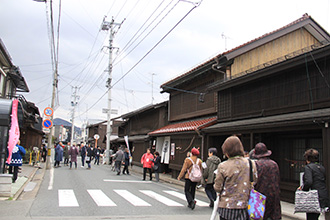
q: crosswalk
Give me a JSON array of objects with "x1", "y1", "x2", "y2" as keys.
[{"x1": 57, "y1": 189, "x2": 209, "y2": 208}]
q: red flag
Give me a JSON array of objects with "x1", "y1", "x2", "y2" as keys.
[{"x1": 6, "y1": 99, "x2": 20, "y2": 164}]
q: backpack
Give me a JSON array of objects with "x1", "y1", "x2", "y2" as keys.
[{"x1": 188, "y1": 158, "x2": 202, "y2": 182}]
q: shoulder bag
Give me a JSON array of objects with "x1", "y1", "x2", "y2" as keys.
[{"x1": 247, "y1": 159, "x2": 267, "y2": 220}]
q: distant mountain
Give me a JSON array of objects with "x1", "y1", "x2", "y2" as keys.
[{"x1": 53, "y1": 118, "x2": 81, "y2": 134}]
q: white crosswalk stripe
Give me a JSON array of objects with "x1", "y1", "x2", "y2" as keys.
[
  {"x1": 57, "y1": 189, "x2": 208, "y2": 208},
  {"x1": 114, "y1": 189, "x2": 151, "y2": 206},
  {"x1": 87, "y1": 189, "x2": 117, "y2": 207},
  {"x1": 140, "y1": 190, "x2": 184, "y2": 206},
  {"x1": 163, "y1": 190, "x2": 209, "y2": 207},
  {"x1": 58, "y1": 189, "x2": 79, "y2": 207}
]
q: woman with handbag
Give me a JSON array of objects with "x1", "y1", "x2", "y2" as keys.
[
  {"x1": 301, "y1": 148, "x2": 330, "y2": 220},
  {"x1": 214, "y1": 136, "x2": 258, "y2": 220},
  {"x1": 151, "y1": 151, "x2": 161, "y2": 182}
]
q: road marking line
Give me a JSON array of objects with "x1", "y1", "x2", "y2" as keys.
[
  {"x1": 48, "y1": 157, "x2": 54, "y2": 190},
  {"x1": 87, "y1": 189, "x2": 117, "y2": 207},
  {"x1": 163, "y1": 190, "x2": 209, "y2": 207},
  {"x1": 114, "y1": 190, "x2": 151, "y2": 206},
  {"x1": 140, "y1": 190, "x2": 184, "y2": 207},
  {"x1": 58, "y1": 189, "x2": 79, "y2": 207},
  {"x1": 104, "y1": 179, "x2": 152, "y2": 183}
]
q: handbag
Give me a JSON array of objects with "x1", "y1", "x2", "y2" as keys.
[
  {"x1": 247, "y1": 159, "x2": 266, "y2": 220},
  {"x1": 294, "y1": 189, "x2": 321, "y2": 213},
  {"x1": 86, "y1": 156, "x2": 90, "y2": 162}
]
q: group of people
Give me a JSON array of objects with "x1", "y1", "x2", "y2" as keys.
[
  {"x1": 140, "y1": 148, "x2": 161, "y2": 181},
  {"x1": 112, "y1": 146, "x2": 131, "y2": 175},
  {"x1": 54, "y1": 142, "x2": 102, "y2": 170},
  {"x1": 177, "y1": 135, "x2": 329, "y2": 220}
]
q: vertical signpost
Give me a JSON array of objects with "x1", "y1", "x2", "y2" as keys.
[{"x1": 43, "y1": 107, "x2": 53, "y2": 169}]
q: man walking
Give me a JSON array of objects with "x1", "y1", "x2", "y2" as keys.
[{"x1": 114, "y1": 147, "x2": 124, "y2": 175}]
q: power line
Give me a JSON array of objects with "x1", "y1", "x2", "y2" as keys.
[{"x1": 112, "y1": 2, "x2": 202, "y2": 88}]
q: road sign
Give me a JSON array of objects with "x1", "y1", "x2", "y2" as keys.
[
  {"x1": 43, "y1": 119, "x2": 53, "y2": 129},
  {"x1": 94, "y1": 134, "x2": 100, "y2": 140},
  {"x1": 44, "y1": 107, "x2": 54, "y2": 117}
]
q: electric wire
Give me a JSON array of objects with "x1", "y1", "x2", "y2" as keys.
[
  {"x1": 114, "y1": 0, "x2": 174, "y2": 65},
  {"x1": 112, "y1": 3, "x2": 201, "y2": 88},
  {"x1": 115, "y1": 0, "x2": 167, "y2": 61}
]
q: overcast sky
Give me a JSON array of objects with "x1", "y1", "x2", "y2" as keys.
[{"x1": 1, "y1": 0, "x2": 330, "y2": 127}]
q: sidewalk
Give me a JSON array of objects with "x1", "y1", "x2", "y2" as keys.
[
  {"x1": 129, "y1": 165, "x2": 305, "y2": 220},
  {"x1": 0, "y1": 163, "x2": 43, "y2": 200}
]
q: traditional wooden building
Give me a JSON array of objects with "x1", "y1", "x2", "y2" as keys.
[
  {"x1": 115, "y1": 101, "x2": 168, "y2": 165},
  {"x1": 0, "y1": 38, "x2": 43, "y2": 173},
  {"x1": 202, "y1": 14, "x2": 330, "y2": 202}
]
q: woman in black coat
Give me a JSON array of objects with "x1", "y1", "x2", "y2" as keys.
[
  {"x1": 302, "y1": 148, "x2": 330, "y2": 220},
  {"x1": 151, "y1": 151, "x2": 161, "y2": 182},
  {"x1": 86, "y1": 144, "x2": 94, "y2": 170}
]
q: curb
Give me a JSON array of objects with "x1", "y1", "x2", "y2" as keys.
[{"x1": 12, "y1": 165, "x2": 42, "y2": 201}]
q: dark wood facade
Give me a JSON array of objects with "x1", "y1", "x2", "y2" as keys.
[
  {"x1": 205, "y1": 44, "x2": 330, "y2": 202},
  {"x1": 116, "y1": 102, "x2": 168, "y2": 165}
]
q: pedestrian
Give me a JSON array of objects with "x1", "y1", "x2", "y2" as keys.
[
  {"x1": 86, "y1": 144, "x2": 94, "y2": 170},
  {"x1": 122, "y1": 148, "x2": 130, "y2": 175},
  {"x1": 252, "y1": 143, "x2": 282, "y2": 220},
  {"x1": 141, "y1": 148, "x2": 154, "y2": 181},
  {"x1": 203, "y1": 147, "x2": 221, "y2": 208},
  {"x1": 54, "y1": 142, "x2": 63, "y2": 167},
  {"x1": 114, "y1": 147, "x2": 124, "y2": 175},
  {"x1": 177, "y1": 148, "x2": 202, "y2": 210},
  {"x1": 41, "y1": 144, "x2": 47, "y2": 162},
  {"x1": 80, "y1": 143, "x2": 86, "y2": 168},
  {"x1": 94, "y1": 146, "x2": 101, "y2": 165},
  {"x1": 214, "y1": 136, "x2": 257, "y2": 220},
  {"x1": 151, "y1": 151, "x2": 161, "y2": 182},
  {"x1": 6, "y1": 140, "x2": 26, "y2": 183},
  {"x1": 69, "y1": 144, "x2": 79, "y2": 169},
  {"x1": 63, "y1": 143, "x2": 70, "y2": 166},
  {"x1": 300, "y1": 148, "x2": 330, "y2": 220}
]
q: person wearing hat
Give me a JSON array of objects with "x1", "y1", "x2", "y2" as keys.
[
  {"x1": 214, "y1": 136, "x2": 258, "y2": 220},
  {"x1": 252, "y1": 142, "x2": 281, "y2": 220},
  {"x1": 177, "y1": 147, "x2": 202, "y2": 210}
]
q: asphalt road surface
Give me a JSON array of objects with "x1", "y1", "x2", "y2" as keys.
[{"x1": 27, "y1": 158, "x2": 213, "y2": 219}]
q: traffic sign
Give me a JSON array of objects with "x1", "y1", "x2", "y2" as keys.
[
  {"x1": 94, "y1": 134, "x2": 100, "y2": 140},
  {"x1": 43, "y1": 119, "x2": 53, "y2": 129},
  {"x1": 44, "y1": 107, "x2": 54, "y2": 117}
]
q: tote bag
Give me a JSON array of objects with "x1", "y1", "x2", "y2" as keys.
[
  {"x1": 294, "y1": 190, "x2": 321, "y2": 213},
  {"x1": 247, "y1": 159, "x2": 266, "y2": 220}
]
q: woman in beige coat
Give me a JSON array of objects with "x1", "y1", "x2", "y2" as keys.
[{"x1": 214, "y1": 136, "x2": 257, "y2": 220}]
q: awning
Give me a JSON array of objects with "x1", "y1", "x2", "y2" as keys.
[
  {"x1": 204, "y1": 108, "x2": 330, "y2": 133},
  {"x1": 7, "y1": 67, "x2": 29, "y2": 92},
  {"x1": 149, "y1": 117, "x2": 217, "y2": 136},
  {"x1": 112, "y1": 135, "x2": 149, "y2": 143}
]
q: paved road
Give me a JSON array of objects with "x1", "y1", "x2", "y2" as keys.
[{"x1": 27, "y1": 159, "x2": 213, "y2": 219}]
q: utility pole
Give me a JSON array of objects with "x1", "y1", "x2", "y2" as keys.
[
  {"x1": 101, "y1": 16, "x2": 124, "y2": 165},
  {"x1": 70, "y1": 86, "x2": 79, "y2": 145}
]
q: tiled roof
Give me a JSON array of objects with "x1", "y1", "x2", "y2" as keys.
[
  {"x1": 161, "y1": 14, "x2": 322, "y2": 88},
  {"x1": 148, "y1": 117, "x2": 217, "y2": 135}
]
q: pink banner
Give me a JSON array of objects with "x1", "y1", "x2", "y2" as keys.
[{"x1": 6, "y1": 99, "x2": 20, "y2": 164}]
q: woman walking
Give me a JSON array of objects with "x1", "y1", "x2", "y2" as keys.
[
  {"x1": 152, "y1": 151, "x2": 161, "y2": 182},
  {"x1": 252, "y1": 143, "x2": 281, "y2": 220},
  {"x1": 301, "y1": 148, "x2": 330, "y2": 220},
  {"x1": 177, "y1": 148, "x2": 202, "y2": 210},
  {"x1": 86, "y1": 144, "x2": 94, "y2": 170},
  {"x1": 69, "y1": 144, "x2": 79, "y2": 169},
  {"x1": 214, "y1": 136, "x2": 257, "y2": 220}
]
